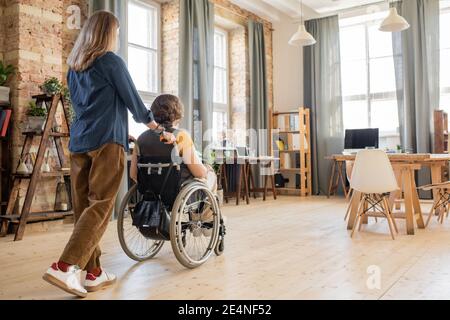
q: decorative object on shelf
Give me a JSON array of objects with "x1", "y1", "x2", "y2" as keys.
[
  {"x1": 42, "y1": 150, "x2": 51, "y2": 173},
  {"x1": 16, "y1": 153, "x2": 32, "y2": 175},
  {"x1": 26, "y1": 100, "x2": 47, "y2": 132},
  {"x1": 0, "y1": 61, "x2": 15, "y2": 104},
  {"x1": 54, "y1": 177, "x2": 69, "y2": 212},
  {"x1": 12, "y1": 189, "x2": 22, "y2": 215},
  {"x1": 289, "y1": 0, "x2": 316, "y2": 47},
  {"x1": 379, "y1": 1, "x2": 410, "y2": 32},
  {"x1": 275, "y1": 138, "x2": 285, "y2": 151},
  {"x1": 274, "y1": 173, "x2": 289, "y2": 188}
]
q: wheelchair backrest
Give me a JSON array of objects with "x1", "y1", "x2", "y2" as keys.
[{"x1": 137, "y1": 155, "x2": 182, "y2": 210}]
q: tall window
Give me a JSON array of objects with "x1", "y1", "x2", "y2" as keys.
[
  {"x1": 213, "y1": 28, "x2": 229, "y2": 144},
  {"x1": 339, "y1": 12, "x2": 400, "y2": 149},
  {"x1": 440, "y1": 2, "x2": 450, "y2": 114},
  {"x1": 127, "y1": 0, "x2": 160, "y2": 138}
]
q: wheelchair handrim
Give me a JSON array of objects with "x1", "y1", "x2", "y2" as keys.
[
  {"x1": 170, "y1": 182, "x2": 220, "y2": 267},
  {"x1": 117, "y1": 184, "x2": 165, "y2": 261}
]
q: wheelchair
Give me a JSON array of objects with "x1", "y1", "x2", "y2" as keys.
[{"x1": 117, "y1": 156, "x2": 226, "y2": 269}]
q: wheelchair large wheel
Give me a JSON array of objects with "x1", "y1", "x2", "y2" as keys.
[
  {"x1": 117, "y1": 184, "x2": 164, "y2": 262},
  {"x1": 170, "y1": 181, "x2": 221, "y2": 269}
]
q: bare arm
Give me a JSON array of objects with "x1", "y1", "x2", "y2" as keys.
[
  {"x1": 130, "y1": 146, "x2": 138, "y2": 183},
  {"x1": 177, "y1": 131, "x2": 207, "y2": 179}
]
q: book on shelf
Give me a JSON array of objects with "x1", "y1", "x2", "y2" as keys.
[
  {"x1": 289, "y1": 115, "x2": 299, "y2": 131},
  {"x1": 0, "y1": 109, "x2": 12, "y2": 138}
]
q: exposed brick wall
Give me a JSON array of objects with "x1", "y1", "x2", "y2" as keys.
[
  {"x1": 161, "y1": 0, "x2": 179, "y2": 95},
  {"x1": 0, "y1": 0, "x2": 5, "y2": 61},
  {"x1": 1, "y1": 0, "x2": 88, "y2": 212},
  {"x1": 161, "y1": 0, "x2": 274, "y2": 143}
]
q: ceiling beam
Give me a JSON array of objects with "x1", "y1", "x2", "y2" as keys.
[
  {"x1": 262, "y1": 0, "x2": 318, "y2": 20},
  {"x1": 229, "y1": 0, "x2": 281, "y2": 22}
]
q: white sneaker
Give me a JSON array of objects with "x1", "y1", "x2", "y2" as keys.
[
  {"x1": 43, "y1": 263, "x2": 87, "y2": 298},
  {"x1": 84, "y1": 269, "x2": 116, "y2": 292}
]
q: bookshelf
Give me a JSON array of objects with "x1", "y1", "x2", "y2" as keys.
[
  {"x1": 270, "y1": 107, "x2": 312, "y2": 197},
  {"x1": 434, "y1": 110, "x2": 449, "y2": 181},
  {"x1": 434, "y1": 110, "x2": 448, "y2": 154},
  {"x1": 0, "y1": 102, "x2": 12, "y2": 216}
]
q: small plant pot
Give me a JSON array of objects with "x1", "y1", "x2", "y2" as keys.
[
  {"x1": 0, "y1": 86, "x2": 10, "y2": 104},
  {"x1": 27, "y1": 116, "x2": 46, "y2": 132}
]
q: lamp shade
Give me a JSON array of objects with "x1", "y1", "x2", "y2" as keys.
[
  {"x1": 289, "y1": 24, "x2": 316, "y2": 47},
  {"x1": 379, "y1": 7, "x2": 410, "y2": 32}
]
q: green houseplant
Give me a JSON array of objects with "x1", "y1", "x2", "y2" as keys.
[
  {"x1": 26, "y1": 100, "x2": 47, "y2": 132},
  {"x1": 39, "y1": 77, "x2": 75, "y2": 125},
  {"x1": 0, "y1": 61, "x2": 16, "y2": 104},
  {"x1": 40, "y1": 77, "x2": 63, "y2": 96}
]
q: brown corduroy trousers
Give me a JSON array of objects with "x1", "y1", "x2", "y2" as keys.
[{"x1": 60, "y1": 143, "x2": 125, "y2": 271}]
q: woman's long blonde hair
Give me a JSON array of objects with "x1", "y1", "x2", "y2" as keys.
[{"x1": 67, "y1": 11, "x2": 119, "y2": 72}]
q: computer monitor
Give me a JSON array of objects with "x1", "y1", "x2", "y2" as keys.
[{"x1": 344, "y1": 128, "x2": 379, "y2": 149}]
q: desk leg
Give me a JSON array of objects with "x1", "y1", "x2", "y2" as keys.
[
  {"x1": 337, "y1": 162, "x2": 348, "y2": 198},
  {"x1": 431, "y1": 164, "x2": 443, "y2": 215},
  {"x1": 243, "y1": 163, "x2": 250, "y2": 205},
  {"x1": 402, "y1": 168, "x2": 415, "y2": 235},
  {"x1": 327, "y1": 160, "x2": 336, "y2": 198},
  {"x1": 236, "y1": 165, "x2": 242, "y2": 206},
  {"x1": 347, "y1": 191, "x2": 362, "y2": 230},
  {"x1": 411, "y1": 173, "x2": 425, "y2": 229},
  {"x1": 247, "y1": 164, "x2": 257, "y2": 199}
]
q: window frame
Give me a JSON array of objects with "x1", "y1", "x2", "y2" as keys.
[
  {"x1": 440, "y1": 5, "x2": 450, "y2": 114},
  {"x1": 126, "y1": 0, "x2": 161, "y2": 104},
  {"x1": 340, "y1": 15, "x2": 399, "y2": 138},
  {"x1": 213, "y1": 26, "x2": 230, "y2": 116}
]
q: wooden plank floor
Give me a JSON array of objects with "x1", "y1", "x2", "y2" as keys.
[{"x1": 1, "y1": 196, "x2": 450, "y2": 300}]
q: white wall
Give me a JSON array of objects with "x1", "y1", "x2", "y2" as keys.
[{"x1": 272, "y1": 17, "x2": 303, "y2": 112}]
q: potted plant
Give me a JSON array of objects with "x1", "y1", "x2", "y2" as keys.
[
  {"x1": 40, "y1": 78, "x2": 75, "y2": 125},
  {"x1": 40, "y1": 77, "x2": 63, "y2": 96},
  {"x1": 0, "y1": 61, "x2": 15, "y2": 104},
  {"x1": 26, "y1": 100, "x2": 47, "y2": 132}
]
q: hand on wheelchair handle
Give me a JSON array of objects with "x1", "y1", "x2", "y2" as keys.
[{"x1": 160, "y1": 131, "x2": 176, "y2": 144}]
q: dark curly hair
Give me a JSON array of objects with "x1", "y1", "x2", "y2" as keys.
[{"x1": 151, "y1": 94, "x2": 184, "y2": 129}]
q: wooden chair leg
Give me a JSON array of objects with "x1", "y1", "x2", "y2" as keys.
[
  {"x1": 344, "y1": 192, "x2": 354, "y2": 221},
  {"x1": 384, "y1": 202, "x2": 396, "y2": 240},
  {"x1": 351, "y1": 196, "x2": 364, "y2": 238},
  {"x1": 383, "y1": 197, "x2": 398, "y2": 235},
  {"x1": 426, "y1": 200, "x2": 437, "y2": 227}
]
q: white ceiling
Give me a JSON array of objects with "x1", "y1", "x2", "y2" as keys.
[{"x1": 230, "y1": 0, "x2": 384, "y2": 21}]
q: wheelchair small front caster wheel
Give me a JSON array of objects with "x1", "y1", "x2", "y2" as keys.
[{"x1": 215, "y1": 239, "x2": 224, "y2": 256}]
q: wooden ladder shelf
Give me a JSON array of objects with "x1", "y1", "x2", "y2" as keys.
[{"x1": 0, "y1": 94, "x2": 72, "y2": 241}]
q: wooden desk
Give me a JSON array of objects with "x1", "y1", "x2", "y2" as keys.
[
  {"x1": 328, "y1": 153, "x2": 450, "y2": 235},
  {"x1": 245, "y1": 156, "x2": 279, "y2": 201}
]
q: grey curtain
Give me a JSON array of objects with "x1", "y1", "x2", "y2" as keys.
[
  {"x1": 392, "y1": 0, "x2": 440, "y2": 196},
  {"x1": 179, "y1": 0, "x2": 214, "y2": 150},
  {"x1": 304, "y1": 15, "x2": 344, "y2": 195},
  {"x1": 392, "y1": 0, "x2": 440, "y2": 154},
  {"x1": 90, "y1": 0, "x2": 127, "y2": 59},
  {"x1": 248, "y1": 20, "x2": 269, "y2": 187}
]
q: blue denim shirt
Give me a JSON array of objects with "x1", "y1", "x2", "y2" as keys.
[{"x1": 67, "y1": 51, "x2": 154, "y2": 153}]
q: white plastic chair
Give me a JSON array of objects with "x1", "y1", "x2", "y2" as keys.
[{"x1": 350, "y1": 149, "x2": 399, "y2": 239}]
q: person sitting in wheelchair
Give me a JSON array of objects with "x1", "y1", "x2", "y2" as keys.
[{"x1": 130, "y1": 94, "x2": 217, "y2": 237}]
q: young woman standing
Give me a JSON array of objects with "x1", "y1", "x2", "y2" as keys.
[{"x1": 42, "y1": 11, "x2": 174, "y2": 298}]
